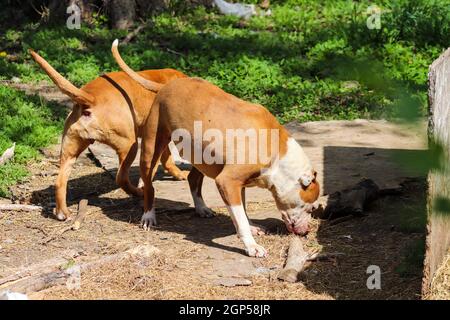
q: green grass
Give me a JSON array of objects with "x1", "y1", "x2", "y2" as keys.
[
  {"x1": 0, "y1": 0, "x2": 448, "y2": 196},
  {"x1": 0, "y1": 85, "x2": 64, "y2": 197},
  {"x1": 0, "y1": 1, "x2": 448, "y2": 123}
]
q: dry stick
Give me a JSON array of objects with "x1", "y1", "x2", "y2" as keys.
[
  {"x1": 0, "y1": 204, "x2": 43, "y2": 212},
  {"x1": 72, "y1": 199, "x2": 88, "y2": 230},
  {"x1": 122, "y1": 21, "x2": 148, "y2": 44},
  {"x1": 328, "y1": 215, "x2": 358, "y2": 226},
  {"x1": 277, "y1": 238, "x2": 345, "y2": 283},
  {"x1": 0, "y1": 143, "x2": 15, "y2": 166},
  {"x1": 277, "y1": 237, "x2": 309, "y2": 283},
  {"x1": 307, "y1": 252, "x2": 345, "y2": 262},
  {"x1": 0, "y1": 244, "x2": 160, "y2": 294},
  {"x1": 40, "y1": 199, "x2": 88, "y2": 244}
]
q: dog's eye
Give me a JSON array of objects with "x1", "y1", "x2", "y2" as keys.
[{"x1": 82, "y1": 110, "x2": 91, "y2": 117}]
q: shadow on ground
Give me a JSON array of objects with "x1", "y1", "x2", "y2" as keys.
[
  {"x1": 301, "y1": 146, "x2": 427, "y2": 299},
  {"x1": 29, "y1": 144, "x2": 427, "y2": 299}
]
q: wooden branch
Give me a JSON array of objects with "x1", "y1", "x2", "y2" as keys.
[
  {"x1": 277, "y1": 237, "x2": 308, "y2": 283},
  {"x1": 0, "y1": 143, "x2": 15, "y2": 166},
  {"x1": 313, "y1": 179, "x2": 380, "y2": 219},
  {"x1": 40, "y1": 226, "x2": 72, "y2": 245},
  {"x1": 122, "y1": 21, "x2": 148, "y2": 44},
  {"x1": 0, "y1": 204, "x2": 43, "y2": 212},
  {"x1": 72, "y1": 199, "x2": 88, "y2": 230},
  {"x1": 0, "y1": 244, "x2": 160, "y2": 294},
  {"x1": 0, "y1": 251, "x2": 79, "y2": 287},
  {"x1": 40, "y1": 199, "x2": 89, "y2": 244},
  {"x1": 277, "y1": 238, "x2": 345, "y2": 283}
]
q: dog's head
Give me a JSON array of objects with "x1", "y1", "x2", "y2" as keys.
[{"x1": 278, "y1": 170, "x2": 320, "y2": 236}]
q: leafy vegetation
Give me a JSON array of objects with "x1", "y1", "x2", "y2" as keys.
[
  {"x1": 0, "y1": 0, "x2": 448, "y2": 196},
  {"x1": 1, "y1": 1, "x2": 448, "y2": 121},
  {"x1": 0, "y1": 85, "x2": 63, "y2": 196}
]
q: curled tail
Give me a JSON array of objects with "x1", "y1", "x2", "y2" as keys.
[{"x1": 111, "y1": 39, "x2": 163, "y2": 92}]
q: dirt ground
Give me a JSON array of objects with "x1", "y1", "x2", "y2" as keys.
[
  {"x1": 0, "y1": 80, "x2": 435, "y2": 299},
  {"x1": 0, "y1": 117, "x2": 430, "y2": 300}
]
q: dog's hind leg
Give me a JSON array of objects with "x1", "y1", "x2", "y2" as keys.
[
  {"x1": 116, "y1": 141, "x2": 143, "y2": 197},
  {"x1": 188, "y1": 167, "x2": 215, "y2": 218},
  {"x1": 55, "y1": 135, "x2": 90, "y2": 221}
]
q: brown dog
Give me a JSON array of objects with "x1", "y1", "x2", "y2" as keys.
[
  {"x1": 29, "y1": 50, "x2": 188, "y2": 221},
  {"x1": 112, "y1": 40, "x2": 320, "y2": 257}
]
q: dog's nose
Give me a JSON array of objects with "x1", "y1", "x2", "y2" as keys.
[{"x1": 292, "y1": 224, "x2": 310, "y2": 236}]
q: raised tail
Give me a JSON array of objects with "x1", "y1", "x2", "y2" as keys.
[
  {"x1": 111, "y1": 39, "x2": 163, "y2": 92},
  {"x1": 29, "y1": 49, "x2": 94, "y2": 105}
]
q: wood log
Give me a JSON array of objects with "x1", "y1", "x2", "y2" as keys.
[
  {"x1": 0, "y1": 250, "x2": 80, "y2": 287},
  {"x1": 0, "y1": 204, "x2": 43, "y2": 212},
  {"x1": 0, "y1": 244, "x2": 160, "y2": 294},
  {"x1": 277, "y1": 238, "x2": 345, "y2": 283},
  {"x1": 277, "y1": 237, "x2": 308, "y2": 283},
  {"x1": 0, "y1": 143, "x2": 15, "y2": 166},
  {"x1": 313, "y1": 178, "x2": 380, "y2": 219}
]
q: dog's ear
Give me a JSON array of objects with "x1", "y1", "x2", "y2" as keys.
[
  {"x1": 299, "y1": 174, "x2": 312, "y2": 188},
  {"x1": 299, "y1": 170, "x2": 318, "y2": 188},
  {"x1": 29, "y1": 49, "x2": 94, "y2": 106}
]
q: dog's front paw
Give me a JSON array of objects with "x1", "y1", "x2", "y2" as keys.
[
  {"x1": 141, "y1": 209, "x2": 157, "y2": 231},
  {"x1": 245, "y1": 243, "x2": 268, "y2": 258},
  {"x1": 195, "y1": 206, "x2": 215, "y2": 218}
]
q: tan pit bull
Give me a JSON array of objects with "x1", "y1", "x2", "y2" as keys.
[
  {"x1": 112, "y1": 40, "x2": 320, "y2": 257},
  {"x1": 29, "y1": 50, "x2": 188, "y2": 221}
]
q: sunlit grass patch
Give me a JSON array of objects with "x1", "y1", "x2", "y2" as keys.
[{"x1": 0, "y1": 85, "x2": 63, "y2": 197}]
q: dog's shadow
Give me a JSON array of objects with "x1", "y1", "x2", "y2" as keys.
[{"x1": 30, "y1": 168, "x2": 283, "y2": 256}]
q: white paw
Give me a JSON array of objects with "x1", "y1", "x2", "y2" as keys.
[
  {"x1": 195, "y1": 206, "x2": 215, "y2": 218},
  {"x1": 141, "y1": 209, "x2": 157, "y2": 231},
  {"x1": 250, "y1": 224, "x2": 267, "y2": 236},
  {"x1": 55, "y1": 211, "x2": 67, "y2": 221},
  {"x1": 245, "y1": 243, "x2": 268, "y2": 258}
]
